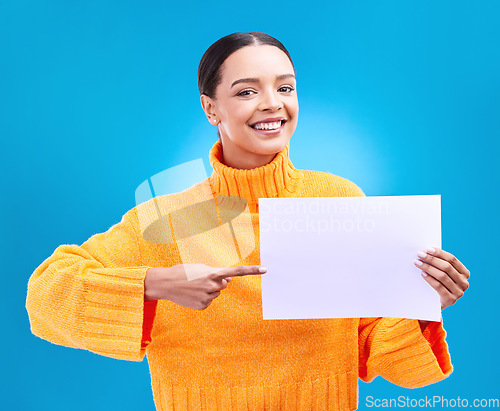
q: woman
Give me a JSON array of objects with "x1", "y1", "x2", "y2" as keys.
[{"x1": 26, "y1": 32, "x2": 470, "y2": 410}]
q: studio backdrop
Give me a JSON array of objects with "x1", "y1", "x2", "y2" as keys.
[{"x1": 1, "y1": 0, "x2": 498, "y2": 410}]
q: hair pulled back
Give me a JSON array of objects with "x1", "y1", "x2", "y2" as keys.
[{"x1": 198, "y1": 32, "x2": 294, "y2": 99}]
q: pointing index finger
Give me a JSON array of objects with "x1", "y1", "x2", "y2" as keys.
[{"x1": 212, "y1": 265, "x2": 267, "y2": 280}]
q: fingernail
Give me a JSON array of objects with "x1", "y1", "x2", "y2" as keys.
[
  {"x1": 259, "y1": 267, "x2": 267, "y2": 273},
  {"x1": 421, "y1": 271, "x2": 428, "y2": 277},
  {"x1": 226, "y1": 277, "x2": 232, "y2": 282},
  {"x1": 417, "y1": 251, "x2": 427, "y2": 259},
  {"x1": 427, "y1": 247, "x2": 436, "y2": 254},
  {"x1": 414, "y1": 259, "x2": 423, "y2": 266}
]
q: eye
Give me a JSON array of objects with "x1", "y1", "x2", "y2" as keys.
[
  {"x1": 237, "y1": 89, "x2": 256, "y2": 97},
  {"x1": 278, "y1": 85, "x2": 295, "y2": 93}
]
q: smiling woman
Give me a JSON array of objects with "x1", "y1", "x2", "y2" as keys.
[
  {"x1": 26, "y1": 31, "x2": 470, "y2": 411},
  {"x1": 199, "y1": 33, "x2": 299, "y2": 169}
]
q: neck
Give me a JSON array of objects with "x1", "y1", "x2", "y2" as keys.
[
  {"x1": 218, "y1": 139, "x2": 280, "y2": 170},
  {"x1": 221, "y1": 151, "x2": 277, "y2": 170},
  {"x1": 208, "y1": 139, "x2": 302, "y2": 207}
]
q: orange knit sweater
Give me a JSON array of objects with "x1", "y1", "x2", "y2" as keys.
[{"x1": 26, "y1": 139, "x2": 453, "y2": 410}]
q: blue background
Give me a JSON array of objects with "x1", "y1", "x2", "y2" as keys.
[{"x1": 1, "y1": 0, "x2": 498, "y2": 409}]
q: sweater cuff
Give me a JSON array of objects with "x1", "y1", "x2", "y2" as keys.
[
  {"x1": 81, "y1": 266, "x2": 156, "y2": 361},
  {"x1": 370, "y1": 318, "x2": 453, "y2": 388},
  {"x1": 421, "y1": 318, "x2": 453, "y2": 378}
]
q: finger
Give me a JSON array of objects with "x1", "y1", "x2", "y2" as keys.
[
  {"x1": 415, "y1": 251, "x2": 469, "y2": 290},
  {"x1": 420, "y1": 271, "x2": 459, "y2": 309},
  {"x1": 210, "y1": 265, "x2": 266, "y2": 280},
  {"x1": 415, "y1": 258, "x2": 465, "y2": 297},
  {"x1": 206, "y1": 278, "x2": 230, "y2": 296},
  {"x1": 211, "y1": 269, "x2": 232, "y2": 283},
  {"x1": 220, "y1": 279, "x2": 230, "y2": 290},
  {"x1": 426, "y1": 247, "x2": 470, "y2": 280},
  {"x1": 207, "y1": 290, "x2": 221, "y2": 299}
]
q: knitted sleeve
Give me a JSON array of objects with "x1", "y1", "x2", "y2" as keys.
[
  {"x1": 358, "y1": 317, "x2": 453, "y2": 388},
  {"x1": 25, "y1": 207, "x2": 157, "y2": 362}
]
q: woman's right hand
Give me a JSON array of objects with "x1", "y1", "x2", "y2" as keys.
[{"x1": 144, "y1": 264, "x2": 267, "y2": 310}]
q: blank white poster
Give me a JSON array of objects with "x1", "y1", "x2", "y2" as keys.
[{"x1": 259, "y1": 195, "x2": 442, "y2": 321}]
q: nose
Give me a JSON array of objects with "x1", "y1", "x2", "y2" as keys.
[{"x1": 258, "y1": 89, "x2": 283, "y2": 112}]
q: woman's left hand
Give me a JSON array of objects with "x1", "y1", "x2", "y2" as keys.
[{"x1": 414, "y1": 247, "x2": 470, "y2": 310}]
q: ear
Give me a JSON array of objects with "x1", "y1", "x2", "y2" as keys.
[{"x1": 200, "y1": 94, "x2": 219, "y2": 125}]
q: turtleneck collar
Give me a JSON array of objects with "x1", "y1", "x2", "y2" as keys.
[{"x1": 208, "y1": 139, "x2": 302, "y2": 206}]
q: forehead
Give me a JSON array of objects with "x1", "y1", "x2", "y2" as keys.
[{"x1": 219, "y1": 45, "x2": 294, "y2": 85}]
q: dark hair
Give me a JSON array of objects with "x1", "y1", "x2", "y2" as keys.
[{"x1": 198, "y1": 32, "x2": 295, "y2": 99}]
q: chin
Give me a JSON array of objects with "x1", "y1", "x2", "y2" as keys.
[{"x1": 255, "y1": 135, "x2": 291, "y2": 152}]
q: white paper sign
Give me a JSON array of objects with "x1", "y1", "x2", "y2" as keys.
[{"x1": 259, "y1": 195, "x2": 442, "y2": 321}]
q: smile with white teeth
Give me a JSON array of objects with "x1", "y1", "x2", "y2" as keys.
[{"x1": 252, "y1": 121, "x2": 283, "y2": 130}]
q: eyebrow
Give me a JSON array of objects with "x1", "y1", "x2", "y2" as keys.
[{"x1": 230, "y1": 74, "x2": 296, "y2": 88}]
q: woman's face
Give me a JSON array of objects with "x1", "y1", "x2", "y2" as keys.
[{"x1": 201, "y1": 44, "x2": 299, "y2": 169}]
